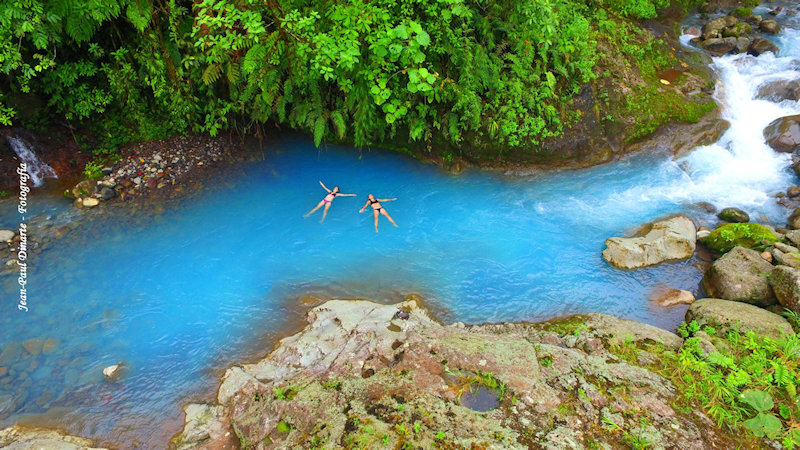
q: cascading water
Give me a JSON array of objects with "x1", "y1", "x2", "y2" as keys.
[
  {"x1": 1, "y1": 8, "x2": 800, "y2": 449},
  {"x1": 7, "y1": 136, "x2": 57, "y2": 187}
]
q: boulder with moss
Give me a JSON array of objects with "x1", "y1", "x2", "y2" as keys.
[
  {"x1": 717, "y1": 207, "x2": 749, "y2": 223},
  {"x1": 700, "y1": 222, "x2": 777, "y2": 254},
  {"x1": 701, "y1": 246, "x2": 777, "y2": 307},
  {"x1": 686, "y1": 298, "x2": 793, "y2": 339}
]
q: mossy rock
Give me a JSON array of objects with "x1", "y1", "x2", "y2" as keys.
[
  {"x1": 732, "y1": 8, "x2": 753, "y2": 18},
  {"x1": 700, "y1": 223, "x2": 777, "y2": 253}
]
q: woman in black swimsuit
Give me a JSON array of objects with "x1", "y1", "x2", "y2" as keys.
[
  {"x1": 304, "y1": 181, "x2": 356, "y2": 222},
  {"x1": 359, "y1": 194, "x2": 398, "y2": 233}
]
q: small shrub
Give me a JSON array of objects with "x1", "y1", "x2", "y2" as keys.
[{"x1": 83, "y1": 161, "x2": 104, "y2": 180}]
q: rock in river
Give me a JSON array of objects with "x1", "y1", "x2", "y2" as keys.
[
  {"x1": 686, "y1": 298, "x2": 793, "y2": 339},
  {"x1": 0, "y1": 230, "x2": 14, "y2": 242},
  {"x1": 749, "y1": 37, "x2": 780, "y2": 56},
  {"x1": 764, "y1": 115, "x2": 800, "y2": 153},
  {"x1": 756, "y1": 78, "x2": 800, "y2": 101},
  {"x1": 701, "y1": 246, "x2": 776, "y2": 307},
  {"x1": 717, "y1": 207, "x2": 749, "y2": 223},
  {"x1": 602, "y1": 216, "x2": 696, "y2": 269}
]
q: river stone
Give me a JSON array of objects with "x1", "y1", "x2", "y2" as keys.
[
  {"x1": 764, "y1": 115, "x2": 800, "y2": 153},
  {"x1": 687, "y1": 298, "x2": 794, "y2": 338},
  {"x1": 21, "y1": 339, "x2": 43, "y2": 356},
  {"x1": 0, "y1": 230, "x2": 13, "y2": 242},
  {"x1": 82, "y1": 198, "x2": 100, "y2": 208},
  {"x1": 772, "y1": 248, "x2": 800, "y2": 269},
  {"x1": 700, "y1": 37, "x2": 738, "y2": 56},
  {"x1": 701, "y1": 246, "x2": 776, "y2": 306},
  {"x1": 750, "y1": 38, "x2": 779, "y2": 57},
  {"x1": 786, "y1": 229, "x2": 800, "y2": 246},
  {"x1": 769, "y1": 265, "x2": 800, "y2": 313},
  {"x1": 41, "y1": 338, "x2": 59, "y2": 356},
  {"x1": 723, "y1": 22, "x2": 752, "y2": 37},
  {"x1": 602, "y1": 216, "x2": 696, "y2": 270},
  {"x1": 761, "y1": 19, "x2": 781, "y2": 34},
  {"x1": 757, "y1": 80, "x2": 800, "y2": 104},
  {"x1": 654, "y1": 289, "x2": 695, "y2": 307},
  {"x1": 789, "y1": 208, "x2": 800, "y2": 229},
  {"x1": 717, "y1": 207, "x2": 749, "y2": 223},
  {"x1": 102, "y1": 364, "x2": 122, "y2": 380},
  {"x1": 0, "y1": 426, "x2": 106, "y2": 450},
  {"x1": 702, "y1": 16, "x2": 736, "y2": 39},
  {"x1": 0, "y1": 343, "x2": 23, "y2": 366},
  {"x1": 71, "y1": 180, "x2": 98, "y2": 199}
]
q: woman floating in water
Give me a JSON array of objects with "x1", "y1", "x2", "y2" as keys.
[
  {"x1": 304, "y1": 181, "x2": 356, "y2": 222},
  {"x1": 359, "y1": 194, "x2": 398, "y2": 233}
]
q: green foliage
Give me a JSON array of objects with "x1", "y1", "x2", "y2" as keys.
[
  {"x1": 0, "y1": 190, "x2": 8, "y2": 198},
  {"x1": 665, "y1": 322, "x2": 800, "y2": 447},
  {"x1": 82, "y1": 160, "x2": 104, "y2": 179},
  {"x1": 733, "y1": 8, "x2": 754, "y2": 18},
  {"x1": 1, "y1": 0, "x2": 714, "y2": 154},
  {"x1": 701, "y1": 223, "x2": 778, "y2": 254},
  {"x1": 276, "y1": 421, "x2": 292, "y2": 433},
  {"x1": 273, "y1": 385, "x2": 299, "y2": 401}
]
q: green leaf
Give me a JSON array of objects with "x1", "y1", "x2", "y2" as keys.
[
  {"x1": 743, "y1": 413, "x2": 782, "y2": 439},
  {"x1": 416, "y1": 30, "x2": 430, "y2": 47},
  {"x1": 313, "y1": 116, "x2": 326, "y2": 147},
  {"x1": 330, "y1": 110, "x2": 346, "y2": 139},
  {"x1": 740, "y1": 390, "x2": 774, "y2": 413}
]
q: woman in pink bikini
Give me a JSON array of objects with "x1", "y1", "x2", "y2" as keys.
[
  {"x1": 359, "y1": 194, "x2": 398, "y2": 233},
  {"x1": 304, "y1": 181, "x2": 356, "y2": 222}
]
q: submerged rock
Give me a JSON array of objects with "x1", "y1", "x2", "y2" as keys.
[
  {"x1": 602, "y1": 216, "x2": 696, "y2": 270},
  {"x1": 764, "y1": 115, "x2": 800, "y2": 153},
  {"x1": 0, "y1": 426, "x2": 106, "y2": 450},
  {"x1": 686, "y1": 298, "x2": 793, "y2": 338},
  {"x1": 102, "y1": 363, "x2": 123, "y2": 380},
  {"x1": 701, "y1": 246, "x2": 776, "y2": 307}
]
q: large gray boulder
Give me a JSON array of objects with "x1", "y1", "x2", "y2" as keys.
[
  {"x1": 701, "y1": 246, "x2": 776, "y2": 307},
  {"x1": 602, "y1": 216, "x2": 696, "y2": 270},
  {"x1": 686, "y1": 298, "x2": 794, "y2": 339},
  {"x1": 770, "y1": 265, "x2": 800, "y2": 314},
  {"x1": 700, "y1": 37, "x2": 738, "y2": 56},
  {"x1": 764, "y1": 115, "x2": 800, "y2": 153}
]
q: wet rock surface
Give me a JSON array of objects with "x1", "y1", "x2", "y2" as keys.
[
  {"x1": 691, "y1": 9, "x2": 785, "y2": 57},
  {"x1": 602, "y1": 215, "x2": 696, "y2": 269},
  {"x1": 170, "y1": 299, "x2": 746, "y2": 450},
  {"x1": 764, "y1": 115, "x2": 800, "y2": 153},
  {"x1": 0, "y1": 425, "x2": 107, "y2": 450}
]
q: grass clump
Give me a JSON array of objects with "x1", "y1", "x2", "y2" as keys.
[{"x1": 700, "y1": 223, "x2": 777, "y2": 254}]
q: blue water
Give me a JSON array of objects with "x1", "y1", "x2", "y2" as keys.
[{"x1": 2, "y1": 8, "x2": 800, "y2": 447}]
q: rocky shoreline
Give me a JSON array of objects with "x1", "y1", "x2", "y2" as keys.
[{"x1": 164, "y1": 297, "x2": 792, "y2": 449}]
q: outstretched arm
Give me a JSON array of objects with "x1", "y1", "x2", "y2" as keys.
[
  {"x1": 319, "y1": 181, "x2": 331, "y2": 193},
  {"x1": 339, "y1": 193, "x2": 357, "y2": 197},
  {"x1": 359, "y1": 200, "x2": 370, "y2": 213},
  {"x1": 378, "y1": 198, "x2": 397, "y2": 202}
]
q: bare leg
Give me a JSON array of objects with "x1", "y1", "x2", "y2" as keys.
[
  {"x1": 321, "y1": 203, "x2": 332, "y2": 223},
  {"x1": 381, "y1": 209, "x2": 398, "y2": 227},
  {"x1": 304, "y1": 201, "x2": 324, "y2": 218},
  {"x1": 373, "y1": 210, "x2": 380, "y2": 233}
]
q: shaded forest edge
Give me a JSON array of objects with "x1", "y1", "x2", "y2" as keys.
[{"x1": 0, "y1": 0, "x2": 759, "y2": 190}]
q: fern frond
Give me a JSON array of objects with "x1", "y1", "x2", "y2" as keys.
[
  {"x1": 313, "y1": 115, "x2": 326, "y2": 147},
  {"x1": 202, "y1": 64, "x2": 222, "y2": 85}
]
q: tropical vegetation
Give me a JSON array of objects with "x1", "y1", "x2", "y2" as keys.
[{"x1": 1, "y1": 0, "x2": 706, "y2": 157}]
